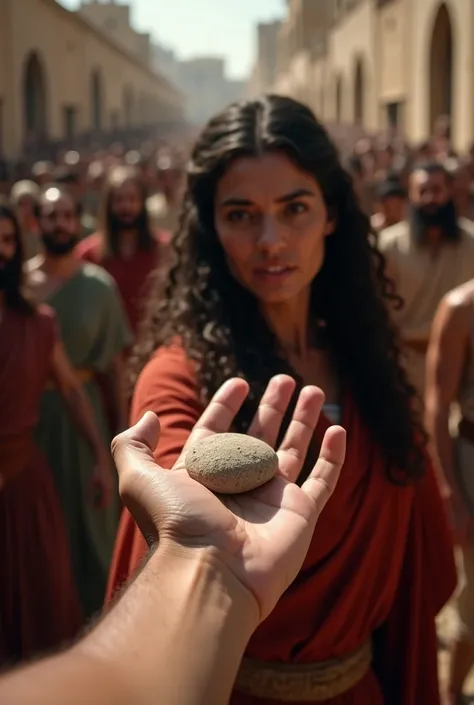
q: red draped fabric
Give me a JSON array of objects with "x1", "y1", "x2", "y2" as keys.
[{"x1": 108, "y1": 345, "x2": 456, "y2": 704}]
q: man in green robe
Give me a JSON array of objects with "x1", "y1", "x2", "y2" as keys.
[{"x1": 27, "y1": 185, "x2": 133, "y2": 617}]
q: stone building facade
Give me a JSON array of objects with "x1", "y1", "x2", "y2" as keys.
[
  {"x1": 0, "y1": 0, "x2": 185, "y2": 160},
  {"x1": 258, "y1": 0, "x2": 474, "y2": 151}
]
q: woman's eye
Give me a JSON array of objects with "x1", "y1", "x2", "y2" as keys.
[
  {"x1": 226, "y1": 210, "x2": 252, "y2": 223},
  {"x1": 285, "y1": 201, "x2": 308, "y2": 216}
]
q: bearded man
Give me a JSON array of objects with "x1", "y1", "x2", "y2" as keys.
[
  {"x1": 378, "y1": 163, "x2": 474, "y2": 401},
  {"x1": 27, "y1": 185, "x2": 132, "y2": 617}
]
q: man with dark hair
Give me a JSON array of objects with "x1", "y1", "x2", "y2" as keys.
[
  {"x1": 76, "y1": 166, "x2": 170, "y2": 338},
  {"x1": 52, "y1": 166, "x2": 95, "y2": 237},
  {"x1": 371, "y1": 177, "x2": 407, "y2": 233},
  {"x1": 379, "y1": 162, "x2": 474, "y2": 400},
  {"x1": 27, "y1": 186, "x2": 132, "y2": 617}
]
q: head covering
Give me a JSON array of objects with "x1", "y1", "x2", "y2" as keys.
[{"x1": 10, "y1": 179, "x2": 40, "y2": 205}]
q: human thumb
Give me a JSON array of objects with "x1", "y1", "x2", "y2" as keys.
[
  {"x1": 111, "y1": 412, "x2": 163, "y2": 544},
  {"x1": 111, "y1": 411, "x2": 161, "y2": 464}
]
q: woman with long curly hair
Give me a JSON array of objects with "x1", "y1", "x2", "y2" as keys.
[{"x1": 108, "y1": 96, "x2": 455, "y2": 704}]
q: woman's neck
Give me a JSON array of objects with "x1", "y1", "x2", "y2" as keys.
[{"x1": 261, "y1": 289, "x2": 310, "y2": 362}]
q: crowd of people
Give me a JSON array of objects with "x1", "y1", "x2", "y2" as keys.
[{"x1": 2, "y1": 98, "x2": 474, "y2": 704}]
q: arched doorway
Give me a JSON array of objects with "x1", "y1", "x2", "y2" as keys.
[
  {"x1": 23, "y1": 51, "x2": 47, "y2": 139},
  {"x1": 429, "y1": 3, "x2": 453, "y2": 131},
  {"x1": 335, "y1": 75, "x2": 343, "y2": 122},
  {"x1": 91, "y1": 69, "x2": 103, "y2": 131},
  {"x1": 354, "y1": 58, "x2": 364, "y2": 126}
]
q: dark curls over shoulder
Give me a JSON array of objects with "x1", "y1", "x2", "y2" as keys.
[{"x1": 131, "y1": 94, "x2": 426, "y2": 484}]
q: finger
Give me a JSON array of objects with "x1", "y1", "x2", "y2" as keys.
[
  {"x1": 247, "y1": 375, "x2": 296, "y2": 447},
  {"x1": 111, "y1": 411, "x2": 161, "y2": 478},
  {"x1": 301, "y1": 425, "x2": 346, "y2": 517},
  {"x1": 277, "y1": 386, "x2": 325, "y2": 482},
  {"x1": 177, "y1": 378, "x2": 249, "y2": 464},
  {"x1": 111, "y1": 413, "x2": 168, "y2": 544}
]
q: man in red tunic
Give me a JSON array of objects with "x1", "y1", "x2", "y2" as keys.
[{"x1": 75, "y1": 165, "x2": 170, "y2": 339}]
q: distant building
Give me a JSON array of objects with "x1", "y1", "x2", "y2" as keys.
[
  {"x1": 78, "y1": 0, "x2": 243, "y2": 127},
  {"x1": 79, "y1": 0, "x2": 151, "y2": 66},
  {"x1": 269, "y1": 0, "x2": 474, "y2": 151},
  {"x1": 150, "y1": 43, "x2": 183, "y2": 89},
  {"x1": 247, "y1": 20, "x2": 281, "y2": 97},
  {"x1": 0, "y1": 0, "x2": 184, "y2": 160},
  {"x1": 179, "y1": 57, "x2": 244, "y2": 126}
]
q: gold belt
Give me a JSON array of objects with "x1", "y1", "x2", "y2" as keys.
[
  {"x1": 235, "y1": 641, "x2": 372, "y2": 702},
  {"x1": 45, "y1": 368, "x2": 94, "y2": 390}
]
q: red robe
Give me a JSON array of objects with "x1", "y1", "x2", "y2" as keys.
[
  {"x1": 75, "y1": 231, "x2": 170, "y2": 337},
  {"x1": 108, "y1": 346, "x2": 456, "y2": 704},
  {"x1": 0, "y1": 306, "x2": 82, "y2": 664}
]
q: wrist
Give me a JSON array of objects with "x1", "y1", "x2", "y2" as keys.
[
  {"x1": 155, "y1": 540, "x2": 260, "y2": 632},
  {"x1": 81, "y1": 544, "x2": 259, "y2": 705}
]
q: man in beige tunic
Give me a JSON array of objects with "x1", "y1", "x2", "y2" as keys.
[{"x1": 378, "y1": 163, "x2": 474, "y2": 401}]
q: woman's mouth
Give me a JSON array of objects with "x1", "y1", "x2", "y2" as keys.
[{"x1": 253, "y1": 265, "x2": 296, "y2": 282}]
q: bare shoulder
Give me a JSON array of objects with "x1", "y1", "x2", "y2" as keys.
[
  {"x1": 442, "y1": 279, "x2": 474, "y2": 314},
  {"x1": 431, "y1": 282, "x2": 474, "y2": 343}
]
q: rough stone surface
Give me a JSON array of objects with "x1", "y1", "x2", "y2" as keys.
[{"x1": 185, "y1": 433, "x2": 278, "y2": 494}]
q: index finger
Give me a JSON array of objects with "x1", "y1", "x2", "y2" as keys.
[{"x1": 176, "y1": 378, "x2": 249, "y2": 466}]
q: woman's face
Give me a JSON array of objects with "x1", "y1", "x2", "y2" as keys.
[{"x1": 214, "y1": 152, "x2": 332, "y2": 304}]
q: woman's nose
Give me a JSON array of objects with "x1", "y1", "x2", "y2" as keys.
[{"x1": 256, "y1": 216, "x2": 286, "y2": 252}]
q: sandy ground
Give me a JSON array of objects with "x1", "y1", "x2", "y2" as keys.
[{"x1": 438, "y1": 602, "x2": 474, "y2": 701}]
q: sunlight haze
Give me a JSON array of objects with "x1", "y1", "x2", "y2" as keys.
[{"x1": 58, "y1": 0, "x2": 284, "y2": 79}]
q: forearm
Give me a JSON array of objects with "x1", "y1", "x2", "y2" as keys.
[
  {"x1": 109, "y1": 356, "x2": 128, "y2": 432},
  {"x1": 84, "y1": 546, "x2": 258, "y2": 705},
  {"x1": 427, "y1": 409, "x2": 455, "y2": 489},
  {"x1": 0, "y1": 547, "x2": 258, "y2": 705},
  {"x1": 62, "y1": 385, "x2": 106, "y2": 457}
]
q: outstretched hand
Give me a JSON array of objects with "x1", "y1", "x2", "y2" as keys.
[{"x1": 111, "y1": 375, "x2": 346, "y2": 622}]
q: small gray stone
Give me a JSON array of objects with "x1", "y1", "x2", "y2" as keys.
[{"x1": 185, "y1": 433, "x2": 278, "y2": 494}]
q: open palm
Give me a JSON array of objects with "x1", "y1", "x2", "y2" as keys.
[{"x1": 112, "y1": 375, "x2": 346, "y2": 622}]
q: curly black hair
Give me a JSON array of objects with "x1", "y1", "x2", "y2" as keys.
[{"x1": 131, "y1": 95, "x2": 426, "y2": 484}]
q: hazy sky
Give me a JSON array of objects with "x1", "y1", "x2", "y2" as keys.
[{"x1": 59, "y1": 0, "x2": 284, "y2": 79}]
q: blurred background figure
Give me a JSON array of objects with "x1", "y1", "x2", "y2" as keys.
[
  {"x1": 371, "y1": 176, "x2": 407, "y2": 233},
  {"x1": 9, "y1": 180, "x2": 41, "y2": 260},
  {"x1": 0, "y1": 199, "x2": 82, "y2": 664},
  {"x1": 27, "y1": 186, "x2": 131, "y2": 619},
  {"x1": 76, "y1": 165, "x2": 169, "y2": 342},
  {"x1": 31, "y1": 162, "x2": 54, "y2": 189},
  {"x1": 445, "y1": 158, "x2": 474, "y2": 221},
  {"x1": 379, "y1": 163, "x2": 474, "y2": 403},
  {"x1": 147, "y1": 152, "x2": 183, "y2": 232}
]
